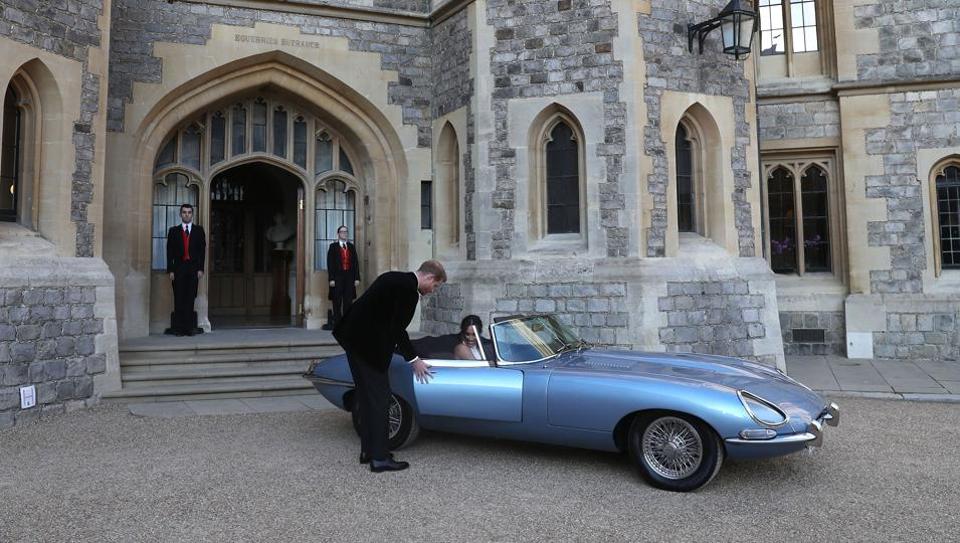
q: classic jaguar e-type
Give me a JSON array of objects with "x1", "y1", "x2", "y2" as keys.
[{"x1": 305, "y1": 314, "x2": 839, "y2": 491}]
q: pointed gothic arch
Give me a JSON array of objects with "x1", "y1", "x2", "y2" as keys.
[{"x1": 122, "y1": 52, "x2": 409, "y2": 335}]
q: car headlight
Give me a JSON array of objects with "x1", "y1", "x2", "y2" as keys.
[{"x1": 738, "y1": 390, "x2": 789, "y2": 427}]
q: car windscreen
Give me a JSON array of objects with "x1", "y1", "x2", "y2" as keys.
[{"x1": 492, "y1": 315, "x2": 581, "y2": 363}]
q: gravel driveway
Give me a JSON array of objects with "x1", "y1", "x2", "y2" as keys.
[{"x1": 1, "y1": 397, "x2": 958, "y2": 541}]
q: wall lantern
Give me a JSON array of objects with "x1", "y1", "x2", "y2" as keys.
[{"x1": 687, "y1": 0, "x2": 758, "y2": 60}]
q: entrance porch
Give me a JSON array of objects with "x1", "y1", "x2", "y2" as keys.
[{"x1": 103, "y1": 328, "x2": 342, "y2": 402}]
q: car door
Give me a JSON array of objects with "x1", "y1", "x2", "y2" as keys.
[{"x1": 412, "y1": 359, "x2": 523, "y2": 422}]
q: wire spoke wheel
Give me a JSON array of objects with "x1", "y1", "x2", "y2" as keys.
[
  {"x1": 641, "y1": 416, "x2": 704, "y2": 480},
  {"x1": 387, "y1": 395, "x2": 402, "y2": 440}
]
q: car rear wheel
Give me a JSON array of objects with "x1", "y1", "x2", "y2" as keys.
[
  {"x1": 628, "y1": 412, "x2": 724, "y2": 492},
  {"x1": 350, "y1": 393, "x2": 420, "y2": 451}
]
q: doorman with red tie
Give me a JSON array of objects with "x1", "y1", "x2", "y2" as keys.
[
  {"x1": 327, "y1": 225, "x2": 359, "y2": 327},
  {"x1": 166, "y1": 203, "x2": 206, "y2": 336}
]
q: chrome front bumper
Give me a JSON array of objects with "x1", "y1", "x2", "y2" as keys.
[
  {"x1": 725, "y1": 402, "x2": 840, "y2": 447},
  {"x1": 805, "y1": 402, "x2": 840, "y2": 447}
]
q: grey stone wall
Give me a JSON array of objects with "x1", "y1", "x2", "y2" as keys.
[
  {"x1": 422, "y1": 281, "x2": 631, "y2": 347},
  {"x1": 430, "y1": 8, "x2": 475, "y2": 260},
  {"x1": 779, "y1": 311, "x2": 845, "y2": 356},
  {"x1": 373, "y1": 0, "x2": 430, "y2": 12},
  {"x1": 875, "y1": 311, "x2": 959, "y2": 361},
  {"x1": 493, "y1": 282, "x2": 631, "y2": 346},
  {"x1": 758, "y1": 99, "x2": 840, "y2": 142},
  {"x1": 657, "y1": 279, "x2": 765, "y2": 358},
  {"x1": 865, "y1": 89, "x2": 960, "y2": 294},
  {"x1": 486, "y1": 0, "x2": 628, "y2": 259},
  {"x1": 0, "y1": 286, "x2": 105, "y2": 430},
  {"x1": 108, "y1": 0, "x2": 434, "y2": 146},
  {"x1": 0, "y1": 0, "x2": 105, "y2": 257},
  {"x1": 432, "y1": 8, "x2": 472, "y2": 119},
  {"x1": 285, "y1": 0, "x2": 430, "y2": 12},
  {"x1": 639, "y1": 2, "x2": 755, "y2": 258},
  {"x1": 420, "y1": 282, "x2": 464, "y2": 335},
  {"x1": 854, "y1": 2, "x2": 960, "y2": 83}
]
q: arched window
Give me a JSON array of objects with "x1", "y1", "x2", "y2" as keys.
[
  {"x1": 252, "y1": 97, "x2": 267, "y2": 153},
  {"x1": 935, "y1": 163, "x2": 960, "y2": 271},
  {"x1": 272, "y1": 106, "x2": 287, "y2": 158},
  {"x1": 801, "y1": 165, "x2": 830, "y2": 272},
  {"x1": 314, "y1": 179, "x2": 357, "y2": 270},
  {"x1": 435, "y1": 123, "x2": 460, "y2": 255},
  {"x1": 675, "y1": 123, "x2": 695, "y2": 233},
  {"x1": 210, "y1": 111, "x2": 226, "y2": 166},
  {"x1": 1, "y1": 85, "x2": 22, "y2": 222},
  {"x1": 545, "y1": 120, "x2": 580, "y2": 234},
  {"x1": 151, "y1": 171, "x2": 199, "y2": 270},
  {"x1": 767, "y1": 166, "x2": 796, "y2": 273},
  {"x1": 231, "y1": 103, "x2": 246, "y2": 157},
  {"x1": 762, "y1": 159, "x2": 835, "y2": 275}
]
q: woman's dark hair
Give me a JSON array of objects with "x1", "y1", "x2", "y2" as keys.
[{"x1": 458, "y1": 314, "x2": 482, "y2": 342}]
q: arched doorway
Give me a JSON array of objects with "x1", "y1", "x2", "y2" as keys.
[
  {"x1": 147, "y1": 91, "x2": 369, "y2": 333},
  {"x1": 207, "y1": 162, "x2": 303, "y2": 328}
]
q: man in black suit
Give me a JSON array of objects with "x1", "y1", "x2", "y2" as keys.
[
  {"x1": 166, "y1": 203, "x2": 206, "y2": 337},
  {"x1": 326, "y1": 225, "x2": 360, "y2": 328},
  {"x1": 333, "y1": 259, "x2": 446, "y2": 473}
]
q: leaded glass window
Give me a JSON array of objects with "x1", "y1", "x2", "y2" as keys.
[
  {"x1": 314, "y1": 179, "x2": 356, "y2": 270},
  {"x1": 765, "y1": 162, "x2": 833, "y2": 275},
  {"x1": 155, "y1": 135, "x2": 177, "y2": 170},
  {"x1": 339, "y1": 147, "x2": 354, "y2": 176},
  {"x1": 676, "y1": 124, "x2": 694, "y2": 233},
  {"x1": 768, "y1": 167, "x2": 797, "y2": 273},
  {"x1": 545, "y1": 121, "x2": 580, "y2": 234},
  {"x1": 181, "y1": 124, "x2": 202, "y2": 171},
  {"x1": 1, "y1": 86, "x2": 22, "y2": 222},
  {"x1": 937, "y1": 165, "x2": 960, "y2": 269},
  {"x1": 210, "y1": 111, "x2": 225, "y2": 166},
  {"x1": 759, "y1": 0, "x2": 786, "y2": 55},
  {"x1": 293, "y1": 116, "x2": 307, "y2": 169},
  {"x1": 152, "y1": 172, "x2": 198, "y2": 270},
  {"x1": 421, "y1": 180, "x2": 432, "y2": 230},
  {"x1": 273, "y1": 106, "x2": 287, "y2": 158},
  {"x1": 315, "y1": 132, "x2": 333, "y2": 174},
  {"x1": 790, "y1": 0, "x2": 818, "y2": 52},
  {"x1": 252, "y1": 98, "x2": 267, "y2": 153},
  {"x1": 801, "y1": 165, "x2": 830, "y2": 271},
  {"x1": 231, "y1": 103, "x2": 246, "y2": 156}
]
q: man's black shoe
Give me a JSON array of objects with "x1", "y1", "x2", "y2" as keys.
[
  {"x1": 369, "y1": 458, "x2": 409, "y2": 473},
  {"x1": 174, "y1": 331, "x2": 185, "y2": 337},
  {"x1": 185, "y1": 330, "x2": 195, "y2": 336},
  {"x1": 360, "y1": 452, "x2": 393, "y2": 464}
]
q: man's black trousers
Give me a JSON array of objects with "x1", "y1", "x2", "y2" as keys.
[
  {"x1": 345, "y1": 351, "x2": 391, "y2": 461},
  {"x1": 330, "y1": 282, "x2": 354, "y2": 326},
  {"x1": 172, "y1": 261, "x2": 199, "y2": 333}
]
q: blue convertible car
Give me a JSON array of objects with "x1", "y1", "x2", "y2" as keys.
[{"x1": 305, "y1": 314, "x2": 839, "y2": 491}]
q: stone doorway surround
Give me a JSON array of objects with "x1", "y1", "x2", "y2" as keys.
[{"x1": 104, "y1": 47, "x2": 417, "y2": 340}]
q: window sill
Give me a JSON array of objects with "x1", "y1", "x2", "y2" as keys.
[
  {"x1": 773, "y1": 272, "x2": 847, "y2": 295},
  {"x1": 528, "y1": 234, "x2": 587, "y2": 255},
  {"x1": 930, "y1": 269, "x2": 960, "y2": 293}
]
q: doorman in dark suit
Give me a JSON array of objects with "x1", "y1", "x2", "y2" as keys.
[
  {"x1": 326, "y1": 225, "x2": 360, "y2": 327},
  {"x1": 333, "y1": 259, "x2": 446, "y2": 473},
  {"x1": 166, "y1": 203, "x2": 206, "y2": 336}
]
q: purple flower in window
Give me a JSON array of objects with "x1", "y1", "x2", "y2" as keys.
[
  {"x1": 804, "y1": 234, "x2": 823, "y2": 248},
  {"x1": 771, "y1": 237, "x2": 794, "y2": 255}
]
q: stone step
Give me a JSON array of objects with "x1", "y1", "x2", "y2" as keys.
[
  {"x1": 120, "y1": 360, "x2": 311, "y2": 381},
  {"x1": 119, "y1": 347, "x2": 341, "y2": 366},
  {"x1": 103, "y1": 376, "x2": 314, "y2": 401}
]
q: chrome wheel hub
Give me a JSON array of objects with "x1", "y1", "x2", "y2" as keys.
[
  {"x1": 641, "y1": 417, "x2": 703, "y2": 480},
  {"x1": 387, "y1": 396, "x2": 402, "y2": 439}
]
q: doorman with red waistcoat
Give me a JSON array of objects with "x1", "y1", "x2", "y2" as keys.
[
  {"x1": 166, "y1": 203, "x2": 206, "y2": 336},
  {"x1": 327, "y1": 225, "x2": 359, "y2": 327}
]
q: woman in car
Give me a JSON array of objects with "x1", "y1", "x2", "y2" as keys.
[{"x1": 453, "y1": 314, "x2": 485, "y2": 361}]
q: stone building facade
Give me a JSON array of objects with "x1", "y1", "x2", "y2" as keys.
[
  {"x1": 1, "y1": 0, "x2": 958, "y2": 428},
  {"x1": 757, "y1": 0, "x2": 960, "y2": 358}
]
